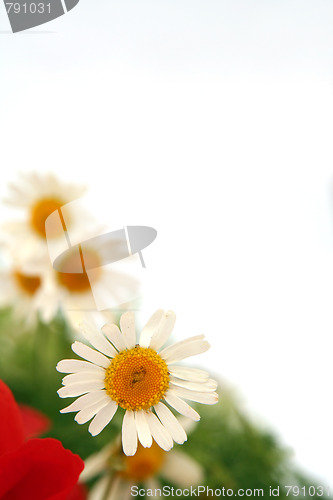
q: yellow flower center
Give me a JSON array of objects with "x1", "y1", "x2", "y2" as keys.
[
  {"x1": 30, "y1": 197, "x2": 66, "y2": 239},
  {"x1": 14, "y1": 271, "x2": 41, "y2": 296},
  {"x1": 56, "y1": 247, "x2": 101, "y2": 293},
  {"x1": 104, "y1": 346, "x2": 169, "y2": 411},
  {"x1": 120, "y1": 442, "x2": 166, "y2": 480}
]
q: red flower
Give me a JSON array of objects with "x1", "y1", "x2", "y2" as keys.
[
  {"x1": 65, "y1": 484, "x2": 87, "y2": 500},
  {"x1": 0, "y1": 380, "x2": 85, "y2": 500},
  {"x1": 18, "y1": 404, "x2": 51, "y2": 440}
]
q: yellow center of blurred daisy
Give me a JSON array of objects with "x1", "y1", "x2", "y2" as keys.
[
  {"x1": 104, "y1": 346, "x2": 169, "y2": 411},
  {"x1": 120, "y1": 442, "x2": 165, "y2": 480},
  {"x1": 56, "y1": 247, "x2": 101, "y2": 293},
  {"x1": 14, "y1": 271, "x2": 41, "y2": 295},
  {"x1": 30, "y1": 197, "x2": 65, "y2": 238}
]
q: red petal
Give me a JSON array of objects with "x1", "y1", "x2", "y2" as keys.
[
  {"x1": 18, "y1": 404, "x2": 51, "y2": 439},
  {"x1": 0, "y1": 438, "x2": 84, "y2": 500},
  {"x1": 0, "y1": 380, "x2": 24, "y2": 457},
  {"x1": 66, "y1": 483, "x2": 87, "y2": 500}
]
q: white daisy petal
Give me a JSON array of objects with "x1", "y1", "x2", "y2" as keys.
[
  {"x1": 80, "y1": 444, "x2": 114, "y2": 481},
  {"x1": 160, "y1": 337, "x2": 210, "y2": 364},
  {"x1": 139, "y1": 309, "x2": 164, "y2": 348},
  {"x1": 177, "y1": 415, "x2": 198, "y2": 434},
  {"x1": 135, "y1": 411, "x2": 153, "y2": 448},
  {"x1": 62, "y1": 371, "x2": 104, "y2": 386},
  {"x1": 161, "y1": 449, "x2": 204, "y2": 488},
  {"x1": 164, "y1": 392, "x2": 200, "y2": 421},
  {"x1": 102, "y1": 323, "x2": 127, "y2": 352},
  {"x1": 154, "y1": 402, "x2": 187, "y2": 444},
  {"x1": 56, "y1": 359, "x2": 105, "y2": 374},
  {"x1": 88, "y1": 475, "x2": 110, "y2": 500},
  {"x1": 57, "y1": 380, "x2": 105, "y2": 398},
  {"x1": 72, "y1": 341, "x2": 111, "y2": 368},
  {"x1": 144, "y1": 478, "x2": 162, "y2": 498},
  {"x1": 88, "y1": 400, "x2": 118, "y2": 436},
  {"x1": 159, "y1": 334, "x2": 204, "y2": 355},
  {"x1": 169, "y1": 376, "x2": 218, "y2": 392},
  {"x1": 170, "y1": 386, "x2": 219, "y2": 405},
  {"x1": 159, "y1": 335, "x2": 205, "y2": 357},
  {"x1": 150, "y1": 311, "x2": 176, "y2": 351},
  {"x1": 169, "y1": 366, "x2": 209, "y2": 383},
  {"x1": 60, "y1": 390, "x2": 109, "y2": 413},
  {"x1": 80, "y1": 321, "x2": 118, "y2": 358},
  {"x1": 120, "y1": 311, "x2": 136, "y2": 349},
  {"x1": 149, "y1": 310, "x2": 176, "y2": 351},
  {"x1": 122, "y1": 410, "x2": 138, "y2": 456},
  {"x1": 75, "y1": 398, "x2": 110, "y2": 424},
  {"x1": 107, "y1": 476, "x2": 133, "y2": 500},
  {"x1": 145, "y1": 411, "x2": 173, "y2": 451}
]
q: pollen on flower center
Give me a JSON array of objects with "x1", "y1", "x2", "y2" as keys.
[
  {"x1": 104, "y1": 346, "x2": 170, "y2": 411},
  {"x1": 30, "y1": 197, "x2": 65, "y2": 238},
  {"x1": 14, "y1": 271, "x2": 41, "y2": 296},
  {"x1": 119, "y1": 442, "x2": 166, "y2": 480},
  {"x1": 56, "y1": 247, "x2": 101, "y2": 293}
]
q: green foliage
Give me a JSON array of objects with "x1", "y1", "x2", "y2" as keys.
[
  {"x1": 0, "y1": 309, "x2": 326, "y2": 499},
  {"x1": 183, "y1": 396, "x2": 325, "y2": 499}
]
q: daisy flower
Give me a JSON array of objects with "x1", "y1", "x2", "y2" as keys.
[
  {"x1": 1, "y1": 172, "x2": 140, "y2": 325},
  {"x1": 0, "y1": 263, "x2": 44, "y2": 328},
  {"x1": 80, "y1": 430, "x2": 203, "y2": 500},
  {"x1": 56, "y1": 310, "x2": 218, "y2": 456},
  {"x1": 35, "y1": 241, "x2": 138, "y2": 327},
  {"x1": 2, "y1": 171, "x2": 86, "y2": 266},
  {"x1": 0, "y1": 254, "x2": 119, "y2": 330}
]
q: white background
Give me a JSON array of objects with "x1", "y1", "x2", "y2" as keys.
[{"x1": 0, "y1": 0, "x2": 332, "y2": 487}]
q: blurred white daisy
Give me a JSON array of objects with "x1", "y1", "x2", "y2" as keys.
[
  {"x1": 35, "y1": 242, "x2": 138, "y2": 328},
  {"x1": 56, "y1": 309, "x2": 218, "y2": 456},
  {"x1": 0, "y1": 254, "x2": 119, "y2": 330},
  {"x1": 1, "y1": 172, "x2": 140, "y2": 328},
  {"x1": 0, "y1": 265, "x2": 44, "y2": 328},
  {"x1": 81, "y1": 431, "x2": 203, "y2": 500},
  {"x1": 2, "y1": 172, "x2": 86, "y2": 266}
]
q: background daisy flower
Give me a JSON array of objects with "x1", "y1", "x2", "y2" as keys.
[
  {"x1": 1, "y1": 172, "x2": 141, "y2": 326},
  {"x1": 80, "y1": 430, "x2": 203, "y2": 500},
  {"x1": 57, "y1": 309, "x2": 218, "y2": 456},
  {"x1": 34, "y1": 239, "x2": 138, "y2": 327},
  {"x1": 0, "y1": 256, "x2": 120, "y2": 331},
  {"x1": 2, "y1": 171, "x2": 86, "y2": 266},
  {"x1": 0, "y1": 261, "x2": 44, "y2": 328}
]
